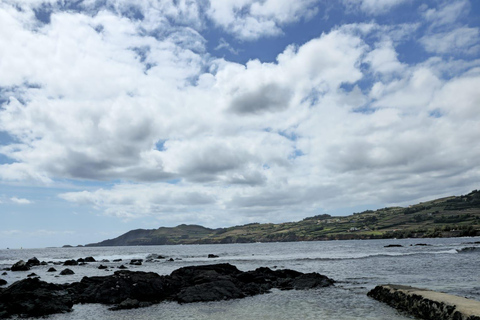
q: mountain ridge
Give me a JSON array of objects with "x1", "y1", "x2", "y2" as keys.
[{"x1": 85, "y1": 190, "x2": 480, "y2": 246}]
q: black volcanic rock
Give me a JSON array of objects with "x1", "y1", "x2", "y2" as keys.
[
  {"x1": 0, "y1": 278, "x2": 73, "y2": 318},
  {"x1": 63, "y1": 259, "x2": 78, "y2": 266},
  {"x1": 11, "y1": 260, "x2": 30, "y2": 271},
  {"x1": 27, "y1": 257, "x2": 40, "y2": 267},
  {"x1": 130, "y1": 259, "x2": 143, "y2": 265},
  {"x1": 85, "y1": 257, "x2": 96, "y2": 262},
  {"x1": 384, "y1": 244, "x2": 403, "y2": 248},
  {"x1": 68, "y1": 270, "x2": 173, "y2": 305},
  {"x1": 208, "y1": 254, "x2": 219, "y2": 258},
  {"x1": 60, "y1": 269, "x2": 75, "y2": 275},
  {"x1": 0, "y1": 263, "x2": 334, "y2": 318},
  {"x1": 47, "y1": 267, "x2": 57, "y2": 272},
  {"x1": 0, "y1": 279, "x2": 7, "y2": 286}
]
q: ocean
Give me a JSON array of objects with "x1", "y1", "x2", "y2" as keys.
[{"x1": 1, "y1": 237, "x2": 479, "y2": 319}]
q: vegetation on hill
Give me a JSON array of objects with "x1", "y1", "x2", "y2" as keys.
[{"x1": 86, "y1": 190, "x2": 480, "y2": 246}]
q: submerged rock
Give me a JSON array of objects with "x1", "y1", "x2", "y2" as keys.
[
  {"x1": 384, "y1": 244, "x2": 403, "y2": 248},
  {"x1": 208, "y1": 254, "x2": 219, "y2": 258},
  {"x1": 457, "y1": 247, "x2": 479, "y2": 253}
]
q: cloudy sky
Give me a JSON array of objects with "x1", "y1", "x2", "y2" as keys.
[{"x1": 1, "y1": 0, "x2": 479, "y2": 248}]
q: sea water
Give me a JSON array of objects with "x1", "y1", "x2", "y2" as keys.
[{"x1": 1, "y1": 237, "x2": 479, "y2": 319}]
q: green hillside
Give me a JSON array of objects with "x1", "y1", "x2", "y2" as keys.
[{"x1": 86, "y1": 190, "x2": 480, "y2": 246}]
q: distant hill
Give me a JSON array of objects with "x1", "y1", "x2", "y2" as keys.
[{"x1": 85, "y1": 190, "x2": 480, "y2": 246}]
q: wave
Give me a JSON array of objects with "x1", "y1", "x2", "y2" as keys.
[{"x1": 456, "y1": 247, "x2": 479, "y2": 253}]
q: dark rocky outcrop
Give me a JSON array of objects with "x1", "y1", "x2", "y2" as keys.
[
  {"x1": 384, "y1": 244, "x2": 403, "y2": 248},
  {"x1": 0, "y1": 263, "x2": 334, "y2": 318},
  {"x1": 0, "y1": 279, "x2": 7, "y2": 286},
  {"x1": 11, "y1": 260, "x2": 30, "y2": 272},
  {"x1": 26, "y1": 257, "x2": 40, "y2": 267},
  {"x1": 47, "y1": 267, "x2": 57, "y2": 272},
  {"x1": 98, "y1": 265, "x2": 108, "y2": 270},
  {"x1": 129, "y1": 259, "x2": 143, "y2": 266},
  {"x1": 368, "y1": 284, "x2": 480, "y2": 320},
  {"x1": 208, "y1": 254, "x2": 219, "y2": 258},
  {"x1": 0, "y1": 278, "x2": 73, "y2": 318},
  {"x1": 63, "y1": 259, "x2": 78, "y2": 266},
  {"x1": 146, "y1": 254, "x2": 165, "y2": 260},
  {"x1": 85, "y1": 257, "x2": 96, "y2": 262}
]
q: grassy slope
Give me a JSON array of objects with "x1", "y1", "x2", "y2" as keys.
[{"x1": 86, "y1": 190, "x2": 480, "y2": 246}]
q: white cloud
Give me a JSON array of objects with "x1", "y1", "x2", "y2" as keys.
[
  {"x1": 10, "y1": 197, "x2": 32, "y2": 204},
  {"x1": 420, "y1": 27, "x2": 480, "y2": 55},
  {"x1": 1, "y1": 1, "x2": 480, "y2": 228},
  {"x1": 422, "y1": 0, "x2": 470, "y2": 28},
  {"x1": 207, "y1": 0, "x2": 320, "y2": 40},
  {"x1": 343, "y1": 0, "x2": 410, "y2": 15},
  {"x1": 364, "y1": 40, "x2": 405, "y2": 75}
]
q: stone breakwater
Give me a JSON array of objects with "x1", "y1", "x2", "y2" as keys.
[
  {"x1": 368, "y1": 285, "x2": 480, "y2": 320},
  {"x1": 0, "y1": 263, "x2": 334, "y2": 318}
]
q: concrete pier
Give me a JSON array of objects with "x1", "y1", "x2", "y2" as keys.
[{"x1": 368, "y1": 285, "x2": 480, "y2": 320}]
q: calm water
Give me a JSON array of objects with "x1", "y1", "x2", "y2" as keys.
[{"x1": 1, "y1": 237, "x2": 479, "y2": 319}]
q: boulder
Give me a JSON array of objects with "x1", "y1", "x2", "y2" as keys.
[
  {"x1": 129, "y1": 259, "x2": 143, "y2": 266},
  {"x1": 146, "y1": 254, "x2": 166, "y2": 260},
  {"x1": 98, "y1": 265, "x2": 108, "y2": 270},
  {"x1": 60, "y1": 269, "x2": 75, "y2": 276},
  {"x1": 27, "y1": 273, "x2": 38, "y2": 278},
  {"x1": 63, "y1": 260, "x2": 78, "y2": 266},
  {"x1": 68, "y1": 270, "x2": 174, "y2": 305},
  {"x1": 84, "y1": 257, "x2": 96, "y2": 262},
  {"x1": 0, "y1": 279, "x2": 7, "y2": 286},
  {"x1": 384, "y1": 244, "x2": 403, "y2": 248},
  {"x1": 47, "y1": 267, "x2": 57, "y2": 272},
  {"x1": 118, "y1": 265, "x2": 128, "y2": 269},
  {"x1": 11, "y1": 260, "x2": 30, "y2": 272},
  {"x1": 208, "y1": 254, "x2": 219, "y2": 258},
  {"x1": 0, "y1": 277, "x2": 73, "y2": 318},
  {"x1": 27, "y1": 257, "x2": 40, "y2": 267},
  {"x1": 113, "y1": 259, "x2": 122, "y2": 262}
]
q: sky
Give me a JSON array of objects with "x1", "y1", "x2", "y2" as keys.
[{"x1": 0, "y1": 0, "x2": 479, "y2": 249}]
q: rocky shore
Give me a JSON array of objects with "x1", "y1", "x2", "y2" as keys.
[
  {"x1": 0, "y1": 262, "x2": 334, "y2": 318},
  {"x1": 368, "y1": 284, "x2": 480, "y2": 320}
]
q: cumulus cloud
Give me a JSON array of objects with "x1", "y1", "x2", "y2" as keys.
[
  {"x1": 1, "y1": 0, "x2": 480, "y2": 228},
  {"x1": 207, "y1": 0, "x2": 320, "y2": 40}
]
